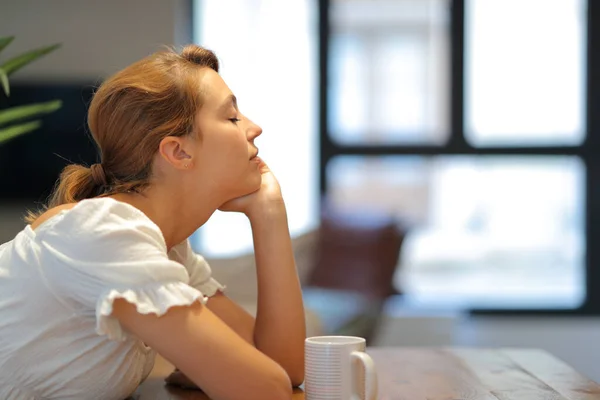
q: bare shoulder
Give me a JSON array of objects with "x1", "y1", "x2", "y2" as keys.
[{"x1": 30, "y1": 202, "x2": 78, "y2": 231}]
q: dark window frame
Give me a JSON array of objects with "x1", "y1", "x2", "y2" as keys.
[{"x1": 318, "y1": 0, "x2": 600, "y2": 315}]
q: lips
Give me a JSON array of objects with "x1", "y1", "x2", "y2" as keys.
[{"x1": 250, "y1": 149, "x2": 259, "y2": 160}]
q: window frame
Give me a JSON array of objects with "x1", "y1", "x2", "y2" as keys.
[{"x1": 318, "y1": 0, "x2": 600, "y2": 315}]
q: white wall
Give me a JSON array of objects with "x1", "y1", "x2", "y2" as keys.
[
  {"x1": 0, "y1": 0, "x2": 191, "y2": 234},
  {"x1": 0, "y1": 0, "x2": 191, "y2": 82}
]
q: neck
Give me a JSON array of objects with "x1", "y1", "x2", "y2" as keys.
[{"x1": 111, "y1": 184, "x2": 219, "y2": 251}]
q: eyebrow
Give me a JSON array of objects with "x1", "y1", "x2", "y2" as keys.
[{"x1": 219, "y1": 94, "x2": 238, "y2": 112}]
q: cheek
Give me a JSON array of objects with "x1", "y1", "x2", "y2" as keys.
[
  {"x1": 202, "y1": 125, "x2": 245, "y2": 156},
  {"x1": 207, "y1": 131, "x2": 248, "y2": 175},
  {"x1": 224, "y1": 134, "x2": 249, "y2": 165}
]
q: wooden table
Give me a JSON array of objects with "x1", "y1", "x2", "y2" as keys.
[{"x1": 132, "y1": 347, "x2": 600, "y2": 399}]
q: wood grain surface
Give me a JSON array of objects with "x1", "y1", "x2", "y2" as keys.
[{"x1": 131, "y1": 347, "x2": 600, "y2": 399}]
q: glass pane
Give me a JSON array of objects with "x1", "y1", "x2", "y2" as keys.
[
  {"x1": 327, "y1": 156, "x2": 585, "y2": 309},
  {"x1": 193, "y1": 0, "x2": 319, "y2": 257},
  {"x1": 329, "y1": 0, "x2": 450, "y2": 145},
  {"x1": 465, "y1": 0, "x2": 586, "y2": 146}
]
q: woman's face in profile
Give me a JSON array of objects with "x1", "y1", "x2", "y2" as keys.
[{"x1": 191, "y1": 68, "x2": 263, "y2": 201}]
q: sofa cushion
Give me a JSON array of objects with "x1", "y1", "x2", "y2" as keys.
[{"x1": 206, "y1": 229, "x2": 319, "y2": 305}]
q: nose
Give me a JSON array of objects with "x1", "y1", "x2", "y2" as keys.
[{"x1": 246, "y1": 118, "x2": 262, "y2": 141}]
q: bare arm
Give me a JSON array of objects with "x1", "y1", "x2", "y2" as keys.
[
  {"x1": 112, "y1": 299, "x2": 292, "y2": 400},
  {"x1": 206, "y1": 243, "x2": 306, "y2": 386},
  {"x1": 205, "y1": 292, "x2": 255, "y2": 345},
  {"x1": 204, "y1": 207, "x2": 306, "y2": 386},
  {"x1": 217, "y1": 159, "x2": 306, "y2": 386},
  {"x1": 250, "y1": 203, "x2": 306, "y2": 386},
  {"x1": 166, "y1": 206, "x2": 305, "y2": 388}
]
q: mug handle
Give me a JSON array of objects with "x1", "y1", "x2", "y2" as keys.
[{"x1": 350, "y1": 351, "x2": 378, "y2": 400}]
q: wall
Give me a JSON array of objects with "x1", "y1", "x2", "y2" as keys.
[
  {"x1": 0, "y1": 0, "x2": 191, "y2": 82},
  {"x1": 0, "y1": 0, "x2": 192, "y2": 233}
]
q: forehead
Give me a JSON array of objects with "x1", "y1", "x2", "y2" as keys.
[{"x1": 197, "y1": 68, "x2": 233, "y2": 110}]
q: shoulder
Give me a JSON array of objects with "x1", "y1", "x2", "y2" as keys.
[
  {"x1": 39, "y1": 197, "x2": 167, "y2": 261},
  {"x1": 37, "y1": 197, "x2": 187, "y2": 286},
  {"x1": 30, "y1": 202, "x2": 77, "y2": 231}
]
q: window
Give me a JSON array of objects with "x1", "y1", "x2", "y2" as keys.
[
  {"x1": 329, "y1": 0, "x2": 450, "y2": 144},
  {"x1": 322, "y1": 0, "x2": 596, "y2": 312},
  {"x1": 465, "y1": 0, "x2": 586, "y2": 146},
  {"x1": 327, "y1": 156, "x2": 585, "y2": 309},
  {"x1": 193, "y1": 0, "x2": 319, "y2": 257}
]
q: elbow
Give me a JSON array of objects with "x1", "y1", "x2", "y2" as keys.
[
  {"x1": 285, "y1": 356, "x2": 305, "y2": 388},
  {"x1": 291, "y1": 378, "x2": 304, "y2": 389},
  {"x1": 267, "y1": 369, "x2": 293, "y2": 400},
  {"x1": 289, "y1": 369, "x2": 304, "y2": 388},
  {"x1": 271, "y1": 384, "x2": 293, "y2": 400}
]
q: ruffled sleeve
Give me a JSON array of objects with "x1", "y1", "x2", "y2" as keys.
[
  {"x1": 168, "y1": 239, "x2": 226, "y2": 298},
  {"x1": 96, "y1": 281, "x2": 205, "y2": 341},
  {"x1": 37, "y1": 198, "x2": 212, "y2": 341}
]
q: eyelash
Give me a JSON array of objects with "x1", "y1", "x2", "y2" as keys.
[{"x1": 229, "y1": 118, "x2": 241, "y2": 124}]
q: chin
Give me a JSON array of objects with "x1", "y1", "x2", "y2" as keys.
[
  {"x1": 230, "y1": 178, "x2": 260, "y2": 199},
  {"x1": 226, "y1": 169, "x2": 262, "y2": 198},
  {"x1": 243, "y1": 181, "x2": 261, "y2": 197}
]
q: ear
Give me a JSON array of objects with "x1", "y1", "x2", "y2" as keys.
[{"x1": 158, "y1": 136, "x2": 193, "y2": 170}]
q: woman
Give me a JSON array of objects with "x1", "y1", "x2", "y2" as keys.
[{"x1": 0, "y1": 45, "x2": 305, "y2": 400}]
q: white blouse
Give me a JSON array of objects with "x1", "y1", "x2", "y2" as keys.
[{"x1": 0, "y1": 197, "x2": 225, "y2": 400}]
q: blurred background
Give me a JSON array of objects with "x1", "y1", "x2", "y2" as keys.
[{"x1": 2, "y1": 0, "x2": 600, "y2": 381}]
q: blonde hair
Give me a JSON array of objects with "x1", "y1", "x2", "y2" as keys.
[{"x1": 26, "y1": 45, "x2": 219, "y2": 224}]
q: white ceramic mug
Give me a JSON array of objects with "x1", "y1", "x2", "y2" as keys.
[{"x1": 305, "y1": 336, "x2": 378, "y2": 400}]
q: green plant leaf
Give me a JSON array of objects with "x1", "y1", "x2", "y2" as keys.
[
  {"x1": 0, "y1": 120, "x2": 42, "y2": 144},
  {"x1": 0, "y1": 68, "x2": 8, "y2": 96},
  {"x1": 0, "y1": 37, "x2": 15, "y2": 54},
  {"x1": 1, "y1": 43, "x2": 61, "y2": 76},
  {"x1": 0, "y1": 100, "x2": 61, "y2": 127}
]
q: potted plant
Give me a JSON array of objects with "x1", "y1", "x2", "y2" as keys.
[{"x1": 0, "y1": 36, "x2": 62, "y2": 145}]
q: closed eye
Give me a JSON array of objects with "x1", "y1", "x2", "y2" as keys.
[{"x1": 229, "y1": 118, "x2": 241, "y2": 124}]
